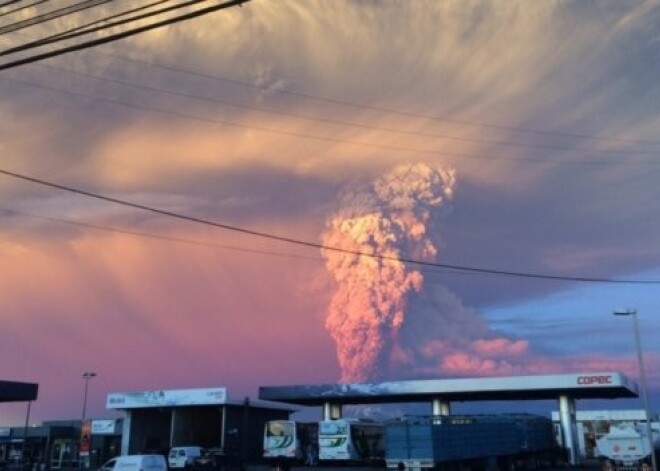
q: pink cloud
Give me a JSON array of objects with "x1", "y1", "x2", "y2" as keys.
[
  {"x1": 0, "y1": 218, "x2": 656, "y2": 427},
  {"x1": 392, "y1": 283, "x2": 660, "y2": 387},
  {"x1": 471, "y1": 338, "x2": 529, "y2": 357},
  {"x1": 0, "y1": 225, "x2": 339, "y2": 425},
  {"x1": 402, "y1": 333, "x2": 660, "y2": 384}
]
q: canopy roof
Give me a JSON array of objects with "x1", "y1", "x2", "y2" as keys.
[{"x1": 259, "y1": 372, "x2": 637, "y2": 406}]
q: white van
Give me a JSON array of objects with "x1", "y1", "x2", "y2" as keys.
[
  {"x1": 99, "y1": 455, "x2": 167, "y2": 471},
  {"x1": 168, "y1": 447, "x2": 204, "y2": 469}
]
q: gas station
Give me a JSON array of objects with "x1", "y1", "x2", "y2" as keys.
[
  {"x1": 106, "y1": 387, "x2": 291, "y2": 462},
  {"x1": 0, "y1": 373, "x2": 643, "y2": 467},
  {"x1": 259, "y1": 371, "x2": 639, "y2": 466}
]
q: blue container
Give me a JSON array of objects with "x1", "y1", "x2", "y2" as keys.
[{"x1": 384, "y1": 414, "x2": 555, "y2": 465}]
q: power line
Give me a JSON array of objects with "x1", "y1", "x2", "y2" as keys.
[
  {"x1": 5, "y1": 0, "x2": 172, "y2": 52},
  {"x1": 0, "y1": 207, "x2": 321, "y2": 261},
  {"x1": 106, "y1": 54, "x2": 660, "y2": 148},
  {"x1": 0, "y1": 0, "x2": 218, "y2": 55},
  {"x1": 0, "y1": 0, "x2": 28, "y2": 9},
  {"x1": 6, "y1": 3, "x2": 660, "y2": 150},
  {"x1": 0, "y1": 0, "x2": 112, "y2": 36},
  {"x1": 0, "y1": 206, "x2": 529, "y2": 282},
  {"x1": 4, "y1": 35, "x2": 658, "y2": 158},
  {"x1": 0, "y1": 206, "x2": 538, "y2": 280},
  {"x1": 8, "y1": 52, "x2": 653, "y2": 157},
  {"x1": 3, "y1": 206, "x2": 561, "y2": 283},
  {"x1": 1, "y1": 167, "x2": 658, "y2": 284},
  {"x1": 29, "y1": 62, "x2": 660, "y2": 158},
  {"x1": 3, "y1": 74, "x2": 655, "y2": 167},
  {"x1": 0, "y1": 0, "x2": 250, "y2": 71},
  {"x1": 0, "y1": 0, "x2": 49, "y2": 20}
]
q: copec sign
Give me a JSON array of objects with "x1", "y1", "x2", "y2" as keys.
[{"x1": 577, "y1": 375, "x2": 613, "y2": 385}]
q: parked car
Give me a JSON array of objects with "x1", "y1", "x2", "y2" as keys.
[
  {"x1": 193, "y1": 448, "x2": 225, "y2": 468},
  {"x1": 193, "y1": 448, "x2": 244, "y2": 471},
  {"x1": 99, "y1": 455, "x2": 167, "y2": 471},
  {"x1": 168, "y1": 447, "x2": 204, "y2": 469}
]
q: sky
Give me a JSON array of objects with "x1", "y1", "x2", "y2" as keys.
[{"x1": 1, "y1": 0, "x2": 660, "y2": 425}]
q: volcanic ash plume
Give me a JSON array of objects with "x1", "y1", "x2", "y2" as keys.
[{"x1": 321, "y1": 163, "x2": 456, "y2": 383}]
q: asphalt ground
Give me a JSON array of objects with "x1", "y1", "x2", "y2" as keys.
[{"x1": 245, "y1": 463, "x2": 603, "y2": 471}]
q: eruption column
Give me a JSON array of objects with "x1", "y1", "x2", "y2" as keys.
[{"x1": 321, "y1": 163, "x2": 455, "y2": 383}]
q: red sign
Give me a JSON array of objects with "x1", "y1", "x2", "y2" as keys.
[
  {"x1": 80, "y1": 420, "x2": 91, "y2": 457},
  {"x1": 577, "y1": 375, "x2": 612, "y2": 385}
]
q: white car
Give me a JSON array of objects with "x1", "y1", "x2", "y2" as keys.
[
  {"x1": 99, "y1": 455, "x2": 167, "y2": 471},
  {"x1": 168, "y1": 447, "x2": 204, "y2": 469}
]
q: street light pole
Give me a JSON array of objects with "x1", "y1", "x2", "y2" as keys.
[
  {"x1": 614, "y1": 309, "x2": 657, "y2": 471},
  {"x1": 81, "y1": 372, "x2": 96, "y2": 469},
  {"x1": 81, "y1": 372, "x2": 97, "y2": 422}
]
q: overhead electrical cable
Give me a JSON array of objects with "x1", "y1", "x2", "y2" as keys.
[
  {"x1": 3, "y1": 30, "x2": 657, "y2": 151},
  {"x1": 0, "y1": 0, "x2": 113, "y2": 36},
  {"x1": 14, "y1": 0, "x2": 174, "y2": 49},
  {"x1": 106, "y1": 54, "x2": 660, "y2": 148},
  {"x1": 1, "y1": 74, "x2": 654, "y2": 167},
  {"x1": 0, "y1": 207, "x2": 516, "y2": 279},
  {"x1": 23, "y1": 62, "x2": 658, "y2": 158},
  {"x1": 3, "y1": 3, "x2": 658, "y2": 149},
  {"x1": 0, "y1": 0, "x2": 49, "y2": 20},
  {"x1": 0, "y1": 167, "x2": 658, "y2": 285},
  {"x1": 0, "y1": 207, "x2": 321, "y2": 261},
  {"x1": 0, "y1": 207, "x2": 544, "y2": 279},
  {"x1": 0, "y1": 0, "x2": 27, "y2": 9},
  {"x1": 0, "y1": 0, "x2": 225, "y2": 54},
  {"x1": 0, "y1": 0, "x2": 250, "y2": 71},
  {"x1": 1, "y1": 32, "x2": 651, "y2": 158}
]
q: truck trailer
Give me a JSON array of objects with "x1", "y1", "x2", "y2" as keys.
[
  {"x1": 318, "y1": 418, "x2": 385, "y2": 465},
  {"x1": 596, "y1": 424, "x2": 658, "y2": 471},
  {"x1": 384, "y1": 414, "x2": 559, "y2": 470},
  {"x1": 262, "y1": 420, "x2": 318, "y2": 469}
]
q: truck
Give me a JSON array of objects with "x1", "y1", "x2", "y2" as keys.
[
  {"x1": 262, "y1": 420, "x2": 318, "y2": 470},
  {"x1": 317, "y1": 418, "x2": 385, "y2": 465},
  {"x1": 596, "y1": 424, "x2": 658, "y2": 471},
  {"x1": 384, "y1": 414, "x2": 559, "y2": 470}
]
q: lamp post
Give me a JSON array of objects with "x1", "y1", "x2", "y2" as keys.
[
  {"x1": 613, "y1": 309, "x2": 657, "y2": 471},
  {"x1": 81, "y1": 372, "x2": 96, "y2": 469},
  {"x1": 81, "y1": 372, "x2": 97, "y2": 422}
]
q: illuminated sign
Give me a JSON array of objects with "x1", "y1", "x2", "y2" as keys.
[
  {"x1": 107, "y1": 387, "x2": 227, "y2": 409},
  {"x1": 79, "y1": 420, "x2": 91, "y2": 457},
  {"x1": 91, "y1": 420, "x2": 117, "y2": 435}
]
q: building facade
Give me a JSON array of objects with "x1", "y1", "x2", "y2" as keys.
[{"x1": 106, "y1": 387, "x2": 292, "y2": 464}]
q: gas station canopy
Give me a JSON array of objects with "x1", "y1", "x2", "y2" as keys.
[{"x1": 259, "y1": 372, "x2": 638, "y2": 405}]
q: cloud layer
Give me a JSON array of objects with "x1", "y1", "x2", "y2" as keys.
[{"x1": 1, "y1": 1, "x2": 660, "y2": 424}]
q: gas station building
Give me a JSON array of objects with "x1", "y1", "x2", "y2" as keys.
[
  {"x1": 259, "y1": 371, "x2": 639, "y2": 466},
  {"x1": 106, "y1": 387, "x2": 291, "y2": 462}
]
